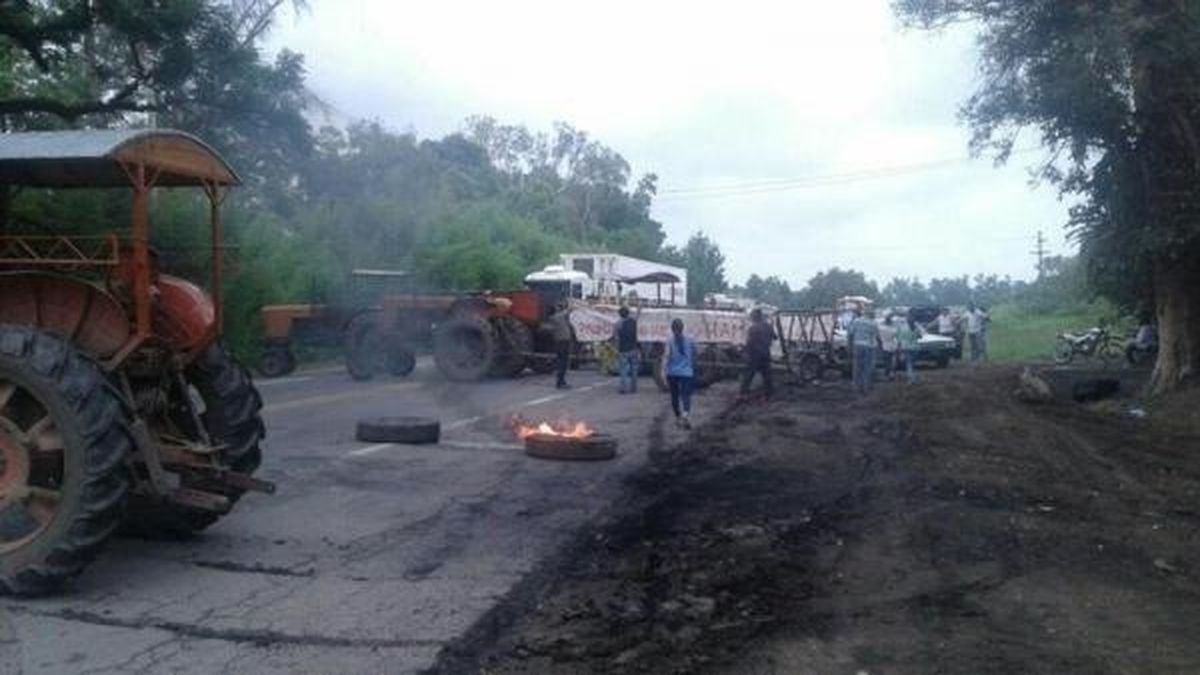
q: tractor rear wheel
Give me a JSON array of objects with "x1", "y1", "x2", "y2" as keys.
[
  {"x1": 490, "y1": 316, "x2": 532, "y2": 378},
  {"x1": 122, "y1": 345, "x2": 265, "y2": 538},
  {"x1": 433, "y1": 315, "x2": 497, "y2": 381},
  {"x1": 0, "y1": 324, "x2": 131, "y2": 595}
]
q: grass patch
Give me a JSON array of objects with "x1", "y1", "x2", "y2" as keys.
[{"x1": 987, "y1": 301, "x2": 1123, "y2": 363}]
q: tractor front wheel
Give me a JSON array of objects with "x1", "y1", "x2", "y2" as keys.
[
  {"x1": 0, "y1": 324, "x2": 131, "y2": 595},
  {"x1": 122, "y1": 345, "x2": 265, "y2": 538}
]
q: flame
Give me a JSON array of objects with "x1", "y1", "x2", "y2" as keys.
[{"x1": 510, "y1": 416, "x2": 595, "y2": 440}]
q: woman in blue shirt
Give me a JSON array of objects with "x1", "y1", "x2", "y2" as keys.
[{"x1": 665, "y1": 318, "x2": 697, "y2": 429}]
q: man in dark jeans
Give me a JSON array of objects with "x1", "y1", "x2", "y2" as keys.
[
  {"x1": 612, "y1": 305, "x2": 641, "y2": 393},
  {"x1": 547, "y1": 300, "x2": 574, "y2": 389},
  {"x1": 740, "y1": 308, "x2": 775, "y2": 397}
]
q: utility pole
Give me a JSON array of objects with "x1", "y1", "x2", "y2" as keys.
[{"x1": 1032, "y1": 230, "x2": 1046, "y2": 280}]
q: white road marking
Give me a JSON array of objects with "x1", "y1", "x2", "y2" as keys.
[
  {"x1": 445, "y1": 416, "x2": 482, "y2": 430},
  {"x1": 256, "y1": 375, "x2": 314, "y2": 387},
  {"x1": 347, "y1": 443, "x2": 393, "y2": 457},
  {"x1": 440, "y1": 440, "x2": 524, "y2": 451},
  {"x1": 523, "y1": 394, "x2": 566, "y2": 406}
]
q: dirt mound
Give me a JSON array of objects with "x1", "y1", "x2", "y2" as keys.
[{"x1": 429, "y1": 368, "x2": 1200, "y2": 674}]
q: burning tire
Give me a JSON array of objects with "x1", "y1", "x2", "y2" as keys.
[
  {"x1": 0, "y1": 324, "x2": 131, "y2": 595},
  {"x1": 490, "y1": 316, "x2": 532, "y2": 378},
  {"x1": 524, "y1": 433, "x2": 618, "y2": 461},
  {"x1": 355, "y1": 416, "x2": 440, "y2": 444},
  {"x1": 122, "y1": 345, "x2": 265, "y2": 538},
  {"x1": 434, "y1": 316, "x2": 497, "y2": 381}
]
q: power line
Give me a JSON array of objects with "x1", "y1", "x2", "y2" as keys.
[{"x1": 656, "y1": 147, "x2": 1041, "y2": 201}]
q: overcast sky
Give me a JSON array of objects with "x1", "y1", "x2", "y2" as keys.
[{"x1": 265, "y1": 0, "x2": 1075, "y2": 288}]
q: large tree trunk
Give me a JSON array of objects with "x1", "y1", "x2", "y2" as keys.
[{"x1": 1150, "y1": 255, "x2": 1200, "y2": 394}]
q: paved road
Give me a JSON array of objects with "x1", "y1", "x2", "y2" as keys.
[{"x1": 0, "y1": 361, "x2": 717, "y2": 674}]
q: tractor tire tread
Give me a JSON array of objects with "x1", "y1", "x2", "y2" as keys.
[{"x1": 0, "y1": 324, "x2": 131, "y2": 596}]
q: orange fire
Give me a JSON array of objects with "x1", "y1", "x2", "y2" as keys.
[{"x1": 510, "y1": 416, "x2": 595, "y2": 440}]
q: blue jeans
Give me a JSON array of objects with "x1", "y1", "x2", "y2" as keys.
[
  {"x1": 852, "y1": 345, "x2": 876, "y2": 393},
  {"x1": 668, "y1": 375, "x2": 693, "y2": 417},
  {"x1": 618, "y1": 350, "x2": 639, "y2": 393},
  {"x1": 903, "y1": 349, "x2": 917, "y2": 383}
]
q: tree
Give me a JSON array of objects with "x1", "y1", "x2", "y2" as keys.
[
  {"x1": 0, "y1": 1, "x2": 312, "y2": 198},
  {"x1": 880, "y1": 277, "x2": 933, "y2": 306},
  {"x1": 662, "y1": 232, "x2": 728, "y2": 305},
  {"x1": 797, "y1": 267, "x2": 878, "y2": 308},
  {"x1": 894, "y1": 1, "x2": 1200, "y2": 392},
  {"x1": 744, "y1": 274, "x2": 795, "y2": 308}
]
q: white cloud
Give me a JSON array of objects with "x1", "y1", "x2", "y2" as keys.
[{"x1": 266, "y1": 0, "x2": 1075, "y2": 286}]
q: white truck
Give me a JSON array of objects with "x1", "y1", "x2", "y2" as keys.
[{"x1": 558, "y1": 253, "x2": 688, "y2": 306}]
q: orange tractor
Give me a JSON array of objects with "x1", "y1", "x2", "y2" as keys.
[
  {"x1": 0, "y1": 129, "x2": 271, "y2": 594},
  {"x1": 260, "y1": 278, "x2": 572, "y2": 382}
]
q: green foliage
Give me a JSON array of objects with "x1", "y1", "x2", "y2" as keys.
[
  {"x1": 742, "y1": 274, "x2": 794, "y2": 308},
  {"x1": 796, "y1": 267, "x2": 878, "y2": 308},
  {"x1": 661, "y1": 232, "x2": 728, "y2": 305},
  {"x1": 986, "y1": 299, "x2": 1119, "y2": 363}
]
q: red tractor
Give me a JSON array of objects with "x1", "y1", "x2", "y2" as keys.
[
  {"x1": 259, "y1": 272, "x2": 572, "y2": 382},
  {"x1": 0, "y1": 129, "x2": 272, "y2": 594}
]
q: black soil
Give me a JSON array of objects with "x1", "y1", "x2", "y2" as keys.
[{"x1": 429, "y1": 367, "x2": 1200, "y2": 674}]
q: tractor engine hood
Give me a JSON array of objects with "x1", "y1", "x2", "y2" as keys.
[{"x1": 154, "y1": 274, "x2": 217, "y2": 354}]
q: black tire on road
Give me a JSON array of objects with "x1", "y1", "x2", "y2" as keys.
[
  {"x1": 0, "y1": 324, "x2": 131, "y2": 595},
  {"x1": 258, "y1": 347, "x2": 296, "y2": 378},
  {"x1": 490, "y1": 316, "x2": 533, "y2": 378},
  {"x1": 524, "y1": 433, "x2": 618, "y2": 461},
  {"x1": 122, "y1": 345, "x2": 265, "y2": 539},
  {"x1": 433, "y1": 315, "x2": 497, "y2": 381},
  {"x1": 355, "y1": 416, "x2": 441, "y2": 444}
]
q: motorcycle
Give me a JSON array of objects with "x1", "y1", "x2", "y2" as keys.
[{"x1": 1053, "y1": 326, "x2": 1116, "y2": 365}]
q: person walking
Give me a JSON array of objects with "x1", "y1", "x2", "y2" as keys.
[
  {"x1": 878, "y1": 314, "x2": 899, "y2": 381},
  {"x1": 547, "y1": 300, "x2": 574, "y2": 389},
  {"x1": 847, "y1": 308, "x2": 882, "y2": 394},
  {"x1": 897, "y1": 314, "x2": 921, "y2": 384},
  {"x1": 964, "y1": 302, "x2": 990, "y2": 362},
  {"x1": 740, "y1": 308, "x2": 776, "y2": 397},
  {"x1": 665, "y1": 318, "x2": 697, "y2": 429},
  {"x1": 612, "y1": 305, "x2": 641, "y2": 393}
]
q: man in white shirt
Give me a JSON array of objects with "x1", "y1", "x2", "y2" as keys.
[
  {"x1": 964, "y1": 303, "x2": 990, "y2": 362},
  {"x1": 936, "y1": 308, "x2": 956, "y2": 337},
  {"x1": 878, "y1": 314, "x2": 900, "y2": 380}
]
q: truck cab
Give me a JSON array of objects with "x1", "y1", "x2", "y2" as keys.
[{"x1": 524, "y1": 265, "x2": 588, "y2": 317}]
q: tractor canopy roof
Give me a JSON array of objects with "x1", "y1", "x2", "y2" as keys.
[{"x1": 0, "y1": 128, "x2": 239, "y2": 188}]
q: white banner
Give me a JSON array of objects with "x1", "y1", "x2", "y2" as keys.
[{"x1": 569, "y1": 303, "x2": 750, "y2": 345}]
